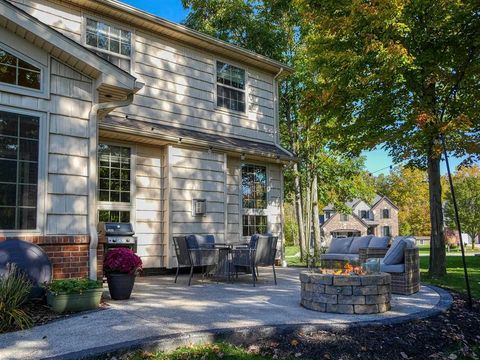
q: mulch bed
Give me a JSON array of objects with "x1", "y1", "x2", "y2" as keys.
[{"x1": 247, "y1": 293, "x2": 480, "y2": 360}]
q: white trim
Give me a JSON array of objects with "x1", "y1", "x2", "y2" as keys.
[
  {"x1": 0, "y1": 105, "x2": 47, "y2": 235},
  {"x1": 214, "y1": 59, "x2": 248, "y2": 115},
  {"x1": 0, "y1": 41, "x2": 49, "y2": 99}
]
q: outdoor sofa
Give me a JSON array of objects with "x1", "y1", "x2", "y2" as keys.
[{"x1": 320, "y1": 235, "x2": 420, "y2": 295}]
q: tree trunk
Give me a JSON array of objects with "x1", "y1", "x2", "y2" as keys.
[
  {"x1": 304, "y1": 178, "x2": 312, "y2": 265},
  {"x1": 293, "y1": 163, "x2": 306, "y2": 261},
  {"x1": 427, "y1": 150, "x2": 447, "y2": 277},
  {"x1": 312, "y1": 175, "x2": 321, "y2": 258}
]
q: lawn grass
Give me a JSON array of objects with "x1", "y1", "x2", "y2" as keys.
[
  {"x1": 125, "y1": 342, "x2": 282, "y2": 360},
  {"x1": 284, "y1": 245, "x2": 480, "y2": 299},
  {"x1": 418, "y1": 244, "x2": 479, "y2": 255}
]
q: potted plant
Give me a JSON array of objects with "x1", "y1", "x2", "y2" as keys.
[
  {"x1": 104, "y1": 248, "x2": 142, "y2": 300},
  {"x1": 45, "y1": 278, "x2": 103, "y2": 313}
]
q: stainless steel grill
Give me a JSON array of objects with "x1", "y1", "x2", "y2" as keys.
[{"x1": 98, "y1": 222, "x2": 137, "y2": 252}]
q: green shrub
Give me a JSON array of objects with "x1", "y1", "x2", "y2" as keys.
[
  {"x1": 45, "y1": 278, "x2": 102, "y2": 295},
  {"x1": 0, "y1": 263, "x2": 33, "y2": 332}
]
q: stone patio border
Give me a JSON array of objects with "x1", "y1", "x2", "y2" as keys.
[{"x1": 46, "y1": 284, "x2": 453, "y2": 360}]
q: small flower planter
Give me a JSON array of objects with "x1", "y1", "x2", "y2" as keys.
[
  {"x1": 44, "y1": 278, "x2": 103, "y2": 313},
  {"x1": 106, "y1": 273, "x2": 136, "y2": 300},
  {"x1": 46, "y1": 288, "x2": 104, "y2": 313}
]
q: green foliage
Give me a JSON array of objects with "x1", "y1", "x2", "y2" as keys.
[
  {"x1": 283, "y1": 202, "x2": 298, "y2": 247},
  {"x1": 127, "y1": 342, "x2": 277, "y2": 360},
  {"x1": 444, "y1": 166, "x2": 480, "y2": 249},
  {"x1": 45, "y1": 278, "x2": 102, "y2": 295},
  {"x1": 373, "y1": 166, "x2": 431, "y2": 236},
  {"x1": 0, "y1": 264, "x2": 33, "y2": 332}
]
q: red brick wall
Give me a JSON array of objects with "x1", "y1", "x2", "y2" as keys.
[{"x1": 0, "y1": 235, "x2": 104, "y2": 279}]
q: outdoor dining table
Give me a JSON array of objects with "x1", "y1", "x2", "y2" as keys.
[{"x1": 209, "y1": 242, "x2": 250, "y2": 281}]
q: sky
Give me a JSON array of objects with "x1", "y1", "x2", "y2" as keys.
[{"x1": 122, "y1": 0, "x2": 475, "y2": 176}]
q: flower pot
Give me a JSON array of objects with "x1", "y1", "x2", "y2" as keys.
[
  {"x1": 106, "y1": 273, "x2": 136, "y2": 300},
  {"x1": 46, "y1": 288, "x2": 103, "y2": 313}
]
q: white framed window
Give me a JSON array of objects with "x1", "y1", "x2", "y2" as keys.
[
  {"x1": 0, "y1": 43, "x2": 47, "y2": 98},
  {"x1": 216, "y1": 61, "x2": 246, "y2": 113},
  {"x1": 383, "y1": 226, "x2": 391, "y2": 236},
  {"x1": 0, "y1": 108, "x2": 46, "y2": 231},
  {"x1": 382, "y1": 208, "x2": 390, "y2": 219},
  {"x1": 241, "y1": 164, "x2": 268, "y2": 237},
  {"x1": 360, "y1": 210, "x2": 369, "y2": 219},
  {"x1": 97, "y1": 143, "x2": 134, "y2": 223},
  {"x1": 242, "y1": 215, "x2": 267, "y2": 236},
  {"x1": 85, "y1": 18, "x2": 131, "y2": 57}
]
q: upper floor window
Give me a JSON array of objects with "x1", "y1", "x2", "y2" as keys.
[
  {"x1": 98, "y1": 144, "x2": 131, "y2": 203},
  {"x1": 217, "y1": 61, "x2": 245, "y2": 112},
  {"x1": 86, "y1": 19, "x2": 131, "y2": 57},
  {"x1": 325, "y1": 210, "x2": 332, "y2": 219},
  {"x1": 383, "y1": 226, "x2": 391, "y2": 236},
  {"x1": 360, "y1": 210, "x2": 369, "y2": 219},
  {"x1": 340, "y1": 214, "x2": 349, "y2": 221},
  {"x1": 0, "y1": 47, "x2": 40, "y2": 90},
  {"x1": 382, "y1": 208, "x2": 390, "y2": 219},
  {"x1": 0, "y1": 110, "x2": 40, "y2": 230},
  {"x1": 242, "y1": 164, "x2": 267, "y2": 209}
]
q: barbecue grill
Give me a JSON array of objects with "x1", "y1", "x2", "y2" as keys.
[{"x1": 97, "y1": 222, "x2": 137, "y2": 253}]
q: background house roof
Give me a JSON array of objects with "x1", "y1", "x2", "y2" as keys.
[{"x1": 323, "y1": 194, "x2": 398, "y2": 212}]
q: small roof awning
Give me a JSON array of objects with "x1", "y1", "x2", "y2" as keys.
[{"x1": 100, "y1": 115, "x2": 297, "y2": 162}]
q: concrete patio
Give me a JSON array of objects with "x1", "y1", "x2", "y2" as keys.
[{"x1": 0, "y1": 267, "x2": 452, "y2": 360}]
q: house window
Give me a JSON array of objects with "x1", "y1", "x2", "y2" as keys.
[
  {"x1": 86, "y1": 19, "x2": 131, "y2": 57},
  {"x1": 243, "y1": 215, "x2": 267, "y2": 236},
  {"x1": 340, "y1": 214, "x2": 349, "y2": 221},
  {"x1": 0, "y1": 111, "x2": 39, "y2": 230},
  {"x1": 0, "y1": 47, "x2": 41, "y2": 90},
  {"x1": 360, "y1": 210, "x2": 369, "y2": 219},
  {"x1": 242, "y1": 164, "x2": 267, "y2": 209},
  {"x1": 98, "y1": 210, "x2": 130, "y2": 223},
  {"x1": 98, "y1": 144, "x2": 131, "y2": 203},
  {"x1": 216, "y1": 61, "x2": 245, "y2": 112},
  {"x1": 382, "y1": 208, "x2": 390, "y2": 219},
  {"x1": 383, "y1": 226, "x2": 391, "y2": 236}
]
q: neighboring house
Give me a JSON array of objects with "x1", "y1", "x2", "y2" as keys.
[
  {"x1": 320, "y1": 195, "x2": 399, "y2": 242},
  {"x1": 0, "y1": 0, "x2": 294, "y2": 279}
]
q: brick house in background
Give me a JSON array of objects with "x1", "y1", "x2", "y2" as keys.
[{"x1": 320, "y1": 195, "x2": 399, "y2": 242}]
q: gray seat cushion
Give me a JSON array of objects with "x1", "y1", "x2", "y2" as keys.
[
  {"x1": 368, "y1": 236, "x2": 390, "y2": 249},
  {"x1": 320, "y1": 253, "x2": 360, "y2": 262},
  {"x1": 348, "y1": 235, "x2": 373, "y2": 254},
  {"x1": 186, "y1": 234, "x2": 215, "y2": 249},
  {"x1": 326, "y1": 237, "x2": 354, "y2": 254},
  {"x1": 383, "y1": 236, "x2": 416, "y2": 265},
  {"x1": 380, "y1": 261, "x2": 405, "y2": 273}
]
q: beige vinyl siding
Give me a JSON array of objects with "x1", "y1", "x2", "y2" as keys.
[
  {"x1": 226, "y1": 157, "x2": 241, "y2": 243},
  {"x1": 267, "y1": 164, "x2": 282, "y2": 236},
  {"x1": 134, "y1": 145, "x2": 166, "y2": 268},
  {"x1": 169, "y1": 146, "x2": 226, "y2": 244},
  {"x1": 46, "y1": 59, "x2": 93, "y2": 235}
]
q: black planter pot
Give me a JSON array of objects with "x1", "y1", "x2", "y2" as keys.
[{"x1": 106, "y1": 273, "x2": 136, "y2": 300}]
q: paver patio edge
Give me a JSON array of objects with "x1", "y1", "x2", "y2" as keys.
[{"x1": 43, "y1": 284, "x2": 453, "y2": 360}]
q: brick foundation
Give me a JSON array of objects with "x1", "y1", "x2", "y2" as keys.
[{"x1": 0, "y1": 235, "x2": 105, "y2": 280}]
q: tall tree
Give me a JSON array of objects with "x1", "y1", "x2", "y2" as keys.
[
  {"x1": 297, "y1": 0, "x2": 480, "y2": 276},
  {"x1": 444, "y1": 166, "x2": 480, "y2": 249}
]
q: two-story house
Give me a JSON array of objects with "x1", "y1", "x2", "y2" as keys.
[
  {"x1": 0, "y1": 0, "x2": 294, "y2": 279},
  {"x1": 320, "y1": 195, "x2": 399, "y2": 242}
]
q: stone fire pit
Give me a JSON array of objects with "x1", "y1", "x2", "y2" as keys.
[{"x1": 300, "y1": 271, "x2": 391, "y2": 314}]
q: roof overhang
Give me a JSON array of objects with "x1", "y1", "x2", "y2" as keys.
[
  {"x1": 0, "y1": 0, "x2": 139, "y2": 99},
  {"x1": 62, "y1": 0, "x2": 294, "y2": 77},
  {"x1": 99, "y1": 116, "x2": 297, "y2": 163}
]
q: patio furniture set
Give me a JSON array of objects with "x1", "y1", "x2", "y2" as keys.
[{"x1": 173, "y1": 234, "x2": 278, "y2": 286}]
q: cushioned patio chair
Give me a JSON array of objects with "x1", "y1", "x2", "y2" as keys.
[
  {"x1": 359, "y1": 236, "x2": 420, "y2": 295},
  {"x1": 231, "y1": 235, "x2": 278, "y2": 286},
  {"x1": 172, "y1": 236, "x2": 218, "y2": 286}
]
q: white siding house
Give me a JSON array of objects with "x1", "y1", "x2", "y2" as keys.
[{"x1": 0, "y1": 0, "x2": 293, "y2": 278}]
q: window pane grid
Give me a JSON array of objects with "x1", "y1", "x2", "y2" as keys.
[
  {"x1": 0, "y1": 47, "x2": 41, "y2": 90},
  {"x1": 98, "y1": 144, "x2": 131, "y2": 203},
  {"x1": 242, "y1": 165, "x2": 267, "y2": 209},
  {"x1": 242, "y1": 215, "x2": 267, "y2": 236},
  {"x1": 216, "y1": 61, "x2": 246, "y2": 113},
  {"x1": 86, "y1": 19, "x2": 131, "y2": 57},
  {"x1": 0, "y1": 111, "x2": 39, "y2": 230},
  {"x1": 98, "y1": 210, "x2": 130, "y2": 223}
]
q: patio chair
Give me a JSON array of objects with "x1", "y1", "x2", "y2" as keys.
[
  {"x1": 172, "y1": 236, "x2": 218, "y2": 286},
  {"x1": 231, "y1": 235, "x2": 278, "y2": 286}
]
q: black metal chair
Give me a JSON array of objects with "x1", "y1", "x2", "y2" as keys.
[
  {"x1": 231, "y1": 235, "x2": 278, "y2": 286},
  {"x1": 172, "y1": 236, "x2": 218, "y2": 286}
]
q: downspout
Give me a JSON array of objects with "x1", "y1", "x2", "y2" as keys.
[{"x1": 88, "y1": 93, "x2": 134, "y2": 280}]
